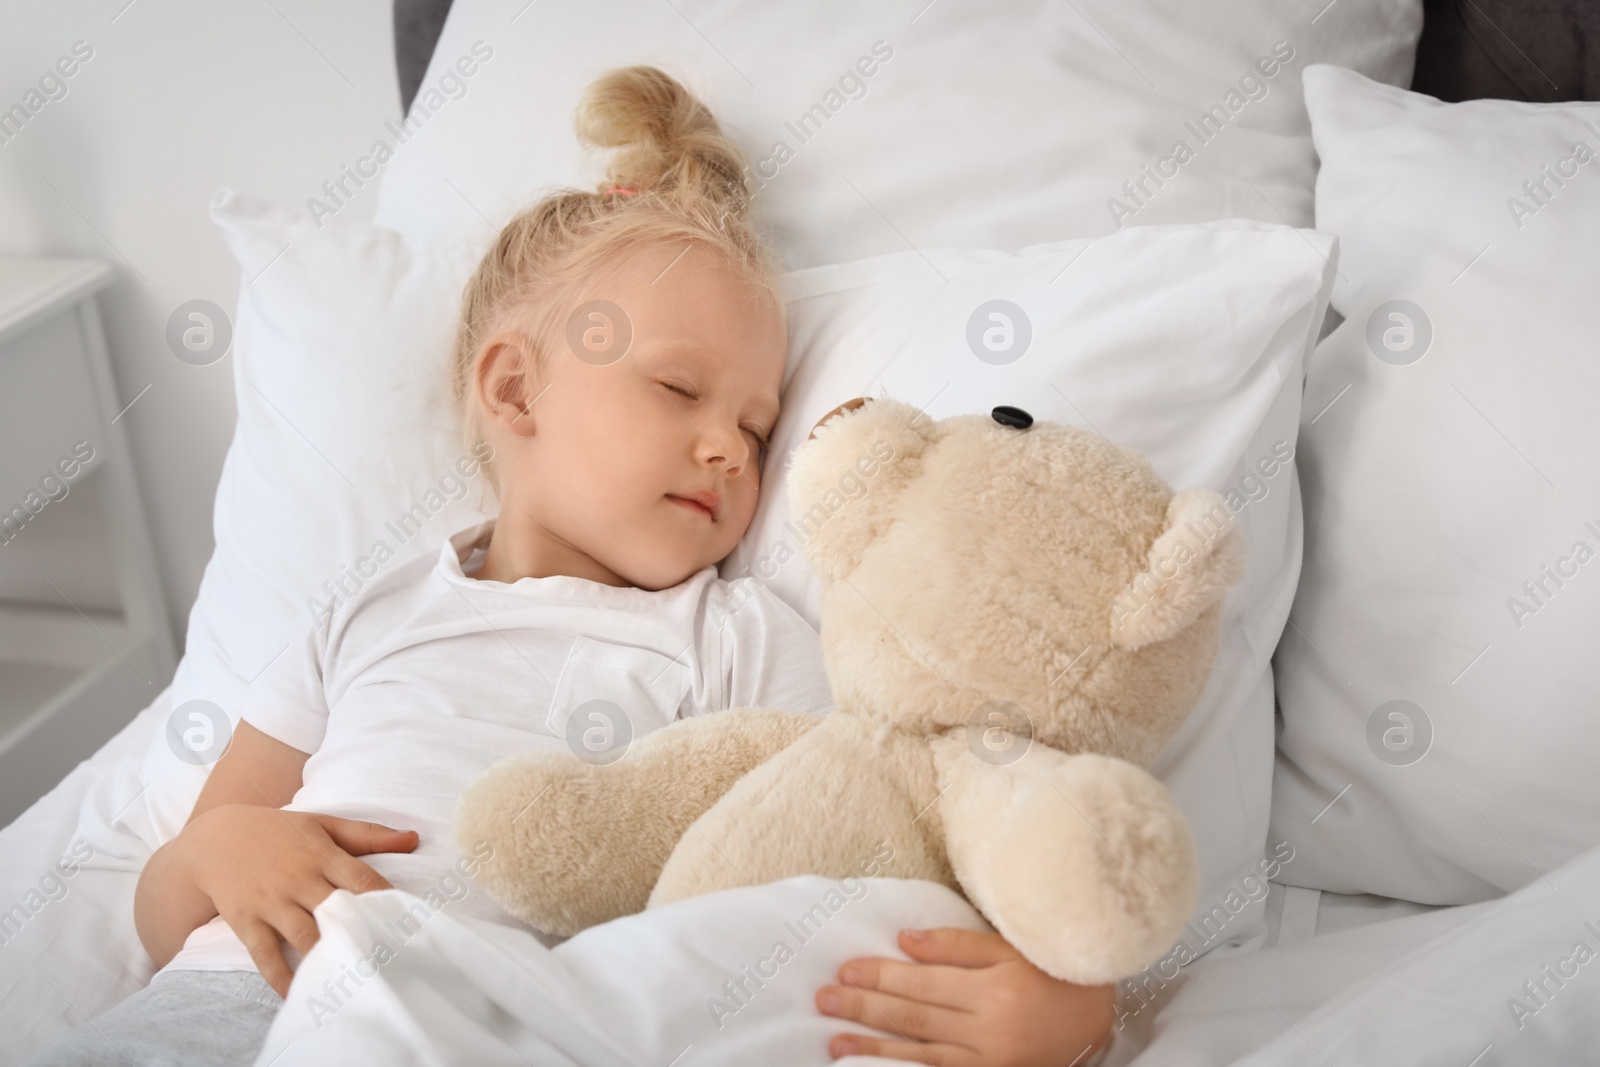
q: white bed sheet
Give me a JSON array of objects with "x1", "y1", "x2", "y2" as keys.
[
  {"x1": 1139, "y1": 839, "x2": 1600, "y2": 1066},
  {"x1": 1106, "y1": 897, "x2": 1485, "y2": 1065},
  {"x1": 1235, "y1": 855, "x2": 1600, "y2": 1066},
  {"x1": 0, "y1": 687, "x2": 168, "y2": 1060}
]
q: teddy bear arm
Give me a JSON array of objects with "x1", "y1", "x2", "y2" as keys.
[
  {"x1": 931, "y1": 735, "x2": 1198, "y2": 985},
  {"x1": 650, "y1": 715, "x2": 955, "y2": 909},
  {"x1": 455, "y1": 709, "x2": 822, "y2": 936}
]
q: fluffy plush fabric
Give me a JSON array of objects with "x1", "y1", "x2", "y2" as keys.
[
  {"x1": 455, "y1": 399, "x2": 1244, "y2": 982},
  {"x1": 455, "y1": 709, "x2": 822, "y2": 937}
]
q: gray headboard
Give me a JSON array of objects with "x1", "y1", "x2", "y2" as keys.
[
  {"x1": 391, "y1": 1, "x2": 1595, "y2": 118},
  {"x1": 395, "y1": 0, "x2": 455, "y2": 116},
  {"x1": 1412, "y1": 0, "x2": 1598, "y2": 101}
]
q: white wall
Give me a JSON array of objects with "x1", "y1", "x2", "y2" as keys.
[{"x1": 0, "y1": 0, "x2": 400, "y2": 647}]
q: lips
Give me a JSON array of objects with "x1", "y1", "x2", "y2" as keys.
[{"x1": 667, "y1": 490, "x2": 720, "y2": 521}]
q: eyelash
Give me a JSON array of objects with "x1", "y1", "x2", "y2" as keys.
[{"x1": 660, "y1": 381, "x2": 771, "y2": 449}]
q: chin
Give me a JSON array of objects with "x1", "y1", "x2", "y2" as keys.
[
  {"x1": 616, "y1": 532, "x2": 734, "y2": 591},
  {"x1": 625, "y1": 556, "x2": 711, "y2": 591}
]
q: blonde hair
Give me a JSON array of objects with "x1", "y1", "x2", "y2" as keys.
[{"x1": 450, "y1": 65, "x2": 785, "y2": 488}]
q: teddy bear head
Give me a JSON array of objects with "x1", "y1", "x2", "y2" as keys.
[{"x1": 786, "y1": 398, "x2": 1245, "y2": 768}]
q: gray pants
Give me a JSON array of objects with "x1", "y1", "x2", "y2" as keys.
[{"x1": 26, "y1": 969, "x2": 281, "y2": 1067}]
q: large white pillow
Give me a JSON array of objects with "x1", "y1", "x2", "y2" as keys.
[
  {"x1": 149, "y1": 192, "x2": 1334, "y2": 971},
  {"x1": 726, "y1": 219, "x2": 1336, "y2": 963},
  {"x1": 139, "y1": 191, "x2": 493, "y2": 842},
  {"x1": 1269, "y1": 65, "x2": 1600, "y2": 903},
  {"x1": 373, "y1": 0, "x2": 1420, "y2": 264}
]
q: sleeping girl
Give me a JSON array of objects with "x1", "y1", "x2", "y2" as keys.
[{"x1": 28, "y1": 66, "x2": 1113, "y2": 1067}]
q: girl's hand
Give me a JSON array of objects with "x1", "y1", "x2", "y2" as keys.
[
  {"x1": 180, "y1": 804, "x2": 419, "y2": 997},
  {"x1": 815, "y1": 927, "x2": 1115, "y2": 1066}
]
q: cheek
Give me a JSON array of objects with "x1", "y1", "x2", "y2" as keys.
[
  {"x1": 561, "y1": 375, "x2": 679, "y2": 477},
  {"x1": 723, "y1": 478, "x2": 761, "y2": 543}
]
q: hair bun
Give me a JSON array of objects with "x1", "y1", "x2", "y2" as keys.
[{"x1": 575, "y1": 65, "x2": 750, "y2": 220}]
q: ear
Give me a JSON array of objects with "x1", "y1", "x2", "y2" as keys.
[
  {"x1": 786, "y1": 397, "x2": 935, "y2": 582},
  {"x1": 474, "y1": 332, "x2": 542, "y2": 438},
  {"x1": 1108, "y1": 490, "x2": 1247, "y2": 651}
]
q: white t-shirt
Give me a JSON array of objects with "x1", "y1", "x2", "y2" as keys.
[{"x1": 164, "y1": 519, "x2": 834, "y2": 975}]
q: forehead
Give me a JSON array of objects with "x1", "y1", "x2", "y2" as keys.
[
  {"x1": 601, "y1": 244, "x2": 785, "y2": 384},
  {"x1": 609, "y1": 244, "x2": 779, "y2": 333}
]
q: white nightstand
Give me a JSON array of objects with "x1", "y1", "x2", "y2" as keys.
[{"x1": 0, "y1": 258, "x2": 177, "y2": 825}]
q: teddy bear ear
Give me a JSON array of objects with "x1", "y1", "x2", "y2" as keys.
[
  {"x1": 1107, "y1": 490, "x2": 1247, "y2": 651},
  {"x1": 786, "y1": 397, "x2": 936, "y2": 582}
]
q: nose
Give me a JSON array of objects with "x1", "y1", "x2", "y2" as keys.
[
  {"x1": 991, "y1": 405, "x2": 1033, "y2": 429},
  {"x1": 696, "y1": 418, "x2": 752, "y2": 479}
]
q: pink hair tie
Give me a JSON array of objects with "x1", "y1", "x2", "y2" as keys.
[{"x1": 604, "y1": 185, "x2": 637, "y2": 196}]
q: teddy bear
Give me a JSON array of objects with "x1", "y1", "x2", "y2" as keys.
[{"x1": 454, "y1": 397, "x2": 1246, "y2": 984}]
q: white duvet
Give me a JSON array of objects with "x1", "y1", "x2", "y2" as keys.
[
  {"x1": 254, "y1": 877, "x2": 990, "y2": 1067},
  {"x1": 256, "y1": 851, "x2": 1600, "y2": 1067}
]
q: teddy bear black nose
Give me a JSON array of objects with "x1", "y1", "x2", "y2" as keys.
[{"x1": 991, "y1": 406, "x2": 1033, "y2": 430}]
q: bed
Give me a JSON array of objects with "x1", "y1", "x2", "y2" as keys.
[{"x1": 4, "y1": 1, "x2": 1598, "y2": 1063}]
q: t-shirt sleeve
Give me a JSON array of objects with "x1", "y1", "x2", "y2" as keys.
[
  {"x1": 712, "y1": 578, "x2": 834, "y2": 714},
  {"x1": 237, "y1": 619, "x2": 333, "y2": 755}
]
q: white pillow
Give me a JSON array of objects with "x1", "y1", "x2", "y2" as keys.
[
  {"x1": 725, "y1": 219, "x2": 1336, "y2": 960},
  {"x1": 373, "y1": 0, "x2": 1420, "y2": 264},
  {"x1": 152, "y1": 193, "x2": 1333, "y2": 969},
  {"x1": 1269, "y1": 65, "x2": 1600, "y2": 903},
  {"x1": 140, "y1": 191, "x2": 493, "y2": 842}
]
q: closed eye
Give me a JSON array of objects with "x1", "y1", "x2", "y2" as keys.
[
  {"x1": 660, "y1": 382, "x2": 696, "y2": 400},
  {"x1": 745, "y1": 428, "x2": 770, "y2": 467}
]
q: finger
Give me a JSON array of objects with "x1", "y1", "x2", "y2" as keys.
[
  {"x1": 236, "y1": 918, "x2": 295, "y2": 999},
  {"x1": 898, "y1": 927, "x2": 1018, "y2": 968},
  {"x1": 835, "y1": 957, "x2": 974, "y2": 1011},
  {"x1": 316, "y1": 815, "x2": 420, "y2": 857},
  {"x1": 828, "y1": 1031, "x2": 973, "y2": 1066},
  {"x1": 816, "y1": 984, "x2": 970, "y2": 1047},
  {"x1": 319, "y1": 854, "x2": 395, "y2": 896},
  {"x1": 270, "y1": 903, "x2": 323, "y2": 960}
]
